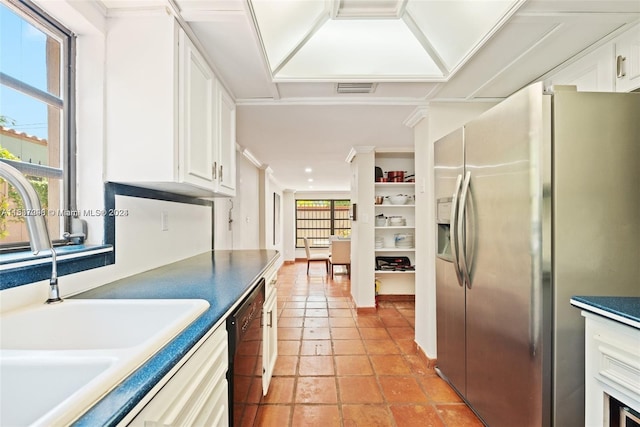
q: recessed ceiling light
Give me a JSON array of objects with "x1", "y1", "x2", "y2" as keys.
[
  {"x1": 305, "y1": 167, "x2": 312, "y2": 173},
  {"x1": 308, "y1": 178, "x2": 314, "y2": 182}
]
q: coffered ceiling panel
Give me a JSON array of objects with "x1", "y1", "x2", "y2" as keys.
[{"x1": 248, "y1": 0, "x2": 524, "y2": 81}]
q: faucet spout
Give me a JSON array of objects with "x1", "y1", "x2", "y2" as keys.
[{"x1": 0, "y1": 160, "x2": 62, "y2": 304}]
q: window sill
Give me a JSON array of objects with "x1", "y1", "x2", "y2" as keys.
[{"x1": 0, "y1": 245, "x2": 114, "y2": 290}]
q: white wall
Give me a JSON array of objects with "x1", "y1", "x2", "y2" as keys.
[
  {"x1": 413, "y1": 102, "x2": 498, "y2": 359},
  {"x1": 348, "y1": 149, "x2": 376, "y2": 309},
  {"x1": 282, "y1": 190, "x2": 296, "y2": 262}
]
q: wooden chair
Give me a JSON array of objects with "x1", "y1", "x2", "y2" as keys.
[
  {"x1": 303, "y1": 237, "x2": 330, "y2": 275},
  {"x1": 329, "y1": 239, "x2": 351, "y2": 278}
]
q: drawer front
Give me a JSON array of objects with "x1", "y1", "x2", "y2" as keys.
[{"x1": 264, "y1": 263, "x2": 278, "y2": 301}]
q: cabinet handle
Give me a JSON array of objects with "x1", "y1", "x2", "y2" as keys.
[
  {"x1": 616, "y1": 55, "x2": 626, "y2": 78},
  {"x1": 220, "y1": 164, "x2": 223, "y2": 182},
  {"x1": 267, "y1": 310, "x2": 273, "y2": 327},
  {"x1": 212, "y1": 162, "x2": 217, "y2": 179}
]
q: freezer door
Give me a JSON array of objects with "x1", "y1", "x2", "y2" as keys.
[
  {"x1": 463, "y1": 83, "x2": 547, "y2": 427},
  {"x1": 434, "y1": 128, "x2": 466, "y2": 394}
]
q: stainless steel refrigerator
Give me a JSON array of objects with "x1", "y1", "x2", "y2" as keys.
[{"x1": 434, "y1": 82, "x2": 640, "y2": 427}]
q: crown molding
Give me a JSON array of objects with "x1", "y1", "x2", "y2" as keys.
[
  {"x1": 404, "y1": 106, "x2": 429, "y2": 128},
  {"x1": 345, "y1": 146, "x2": 375, "y2": 163}
]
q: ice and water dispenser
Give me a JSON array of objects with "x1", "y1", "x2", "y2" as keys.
[{"x1": 436, "y1": 197, "x2": 452, "y2": 260}]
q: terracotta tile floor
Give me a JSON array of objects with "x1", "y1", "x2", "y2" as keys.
[{"x1": 248, "y1": 261, "x2": 483, "y2": 427}]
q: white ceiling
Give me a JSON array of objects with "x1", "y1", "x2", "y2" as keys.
[{"x1": 105, "y1": 0, "x2": 640, "y2": 192}]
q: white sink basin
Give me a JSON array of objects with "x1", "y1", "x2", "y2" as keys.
[
  {"x1": 0, "y1": 356, "x2": 115, "y2": 427},
  {"x1": 0, "y1": 299, "x2": 209, "y2": 426},
  {"x1": 1, "y1": 299, "x2": 209, "y2": 350}
]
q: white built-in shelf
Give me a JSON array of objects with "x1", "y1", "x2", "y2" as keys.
[
  {"x1": 375, "y1": 204, "x2": 415, "y2": 208},
  {"x1": 375, "y1": 248, "x2": 415, "y2": 252},
  {"x1": 375, "y1": 182, "x2": 415, "y2": 188},
  {"x1": 375, "y1": 226, "x2": 414, "y2": 230},
  {"x1": 374, "y1": 270, "x2": 416, "y2": 274}
]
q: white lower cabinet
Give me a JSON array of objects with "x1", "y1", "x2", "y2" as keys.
[
  {"x1": 262, "y1": 266, "x2": 278, "y2": 395},
  {"x1": 583, "y1": 312, "x2": 640, "y2": 426},
  {"x1": 127, "y1": 325, "x2": 229, "y2": 427}
]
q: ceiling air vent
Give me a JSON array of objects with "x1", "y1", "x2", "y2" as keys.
[{"x1": 336, "y1": 83, "x2": 376, "y2": 94}]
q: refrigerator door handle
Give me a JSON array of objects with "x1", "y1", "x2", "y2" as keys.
[
  {"x1": 450, "y1": 174, "x2": 464, "y2": 287},
  {"x1": 458, "y1": 171, "x2": 472, "y2": 289}
]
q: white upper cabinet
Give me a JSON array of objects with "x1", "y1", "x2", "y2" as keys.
[
  {"x1": 105, "y1": 11, "x2": 236, "y2": 197},
  {"x1": 545, "y1": 23, "x2": 640, "y2": 93},
  {"x1": 544, "y1": 43, "x2": 615, "y2": 92},
  {"x1": 179, "y1": 29, "x2": 216, "y2": 191},
  {"x1": 614, "y1": 23, "x2": 640, "y2": 93},
  {"x1": 214, "y1": 81, "x2": 236, "y2": 197}
]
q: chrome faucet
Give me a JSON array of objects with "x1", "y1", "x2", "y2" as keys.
[{"x1": 0, "y1": 161, "x2": 62, "y2": 304}]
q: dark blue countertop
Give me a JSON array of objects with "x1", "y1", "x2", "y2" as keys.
[
  {"x1": 570, "y1": 296, "x2": 640, "y2": 330},
  {"x1": 0, "y1": 244, "x2": 114, "y2": 290},
  {"x1": 69, "y1": 249, "x2": 279, "y2": 426}
]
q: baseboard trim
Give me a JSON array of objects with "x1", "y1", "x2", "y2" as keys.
[
  {"x1": 417, "y1": 345, "x2": 437, "y2": 369},
  {"x1": 375, "y1": 294, "x2": 415, "y2": 302},
  {"x1": 356, "y1": 307, "x2": 377, "y2": 315}
]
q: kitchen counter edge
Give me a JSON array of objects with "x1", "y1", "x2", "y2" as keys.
[{"x1": 570, "y1": 296, "x2": 640, "y2": 330}]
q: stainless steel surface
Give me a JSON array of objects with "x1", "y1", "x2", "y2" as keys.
[
  {"x1": 0, "y1": 161, "x2": 62, "y2": 304},
  {"x1": 433, "y1": 83, "x2": 640, "y2": 427},
  {"x1": 450, "y1": 174, "x2": 464, "y2": 287},
  {"x1": 551, "y1": 89, "x2": 640, "y2": 427},
  {"x1": 617, "y1": 55, "x2": 626, "y2": 78},
  {"x1": 434, "y1": 128, "x2": 466, "y2": 395},
  {"x1": 463, "y1": 83, "x2": 546, "y2": 426},
  {"x1": 457, "y1": 171, "x2": 472, "y2": 289}
]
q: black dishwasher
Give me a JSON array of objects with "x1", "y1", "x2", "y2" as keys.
[{"x1": 226, "y1": 278, "x2": 265, "y2": 426}]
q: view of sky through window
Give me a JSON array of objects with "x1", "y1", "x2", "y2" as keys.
[{"x1": 0, "y1": 3, "x2": 49, "y2": 139}]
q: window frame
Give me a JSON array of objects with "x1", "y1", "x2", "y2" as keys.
[
  {"x1": 0, "y1": 0, "x2": 76, "y2": 252},
  {"x1": 295, "y1": 199, "x2": 351, "y2": 248}
]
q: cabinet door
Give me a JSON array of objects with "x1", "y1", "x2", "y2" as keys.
[
  {"x1": 179, "y1": 29, "x2": 215, "y2": 190},
  {"x1": 545, "y1": 43, "x2": 615, "y2": 92},
  {"x1": 215, "y1": 81, "x2": 237, "y2": 196},
  {"x1": 262, "y1": 289, "x2": 278, "y2": 395},
  {"x1": 615, "y1": 23, "x2": 640, "y2": 92},
  {"x1": 128, "y1": 325, "x2": 229, "y2": 426}
]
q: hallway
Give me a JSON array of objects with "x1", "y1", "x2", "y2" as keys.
[{"x1": 245, "y1": 261, "x2": 483, "y2": 427}]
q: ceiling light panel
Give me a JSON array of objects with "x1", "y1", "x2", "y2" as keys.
[
  {"x1": 276, "y1": 19, "x2": 443, "y2": 80},
  {"x1": 333, "y1": 0, "x2": 406, "y2": 19},
  {"x1": 250, "y1": 0, "x2": 327, "y2": 70},
  {"x1": 248, "y1": 0, "x2": 524, "y2": 81}
]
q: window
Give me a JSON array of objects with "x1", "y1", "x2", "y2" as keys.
[
  {"x1": 296, "y1": 199, "x2": 351, "y2": 248},
  {"x1": 0, "y1": 0, "x2": 75, "y2": 251}
]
